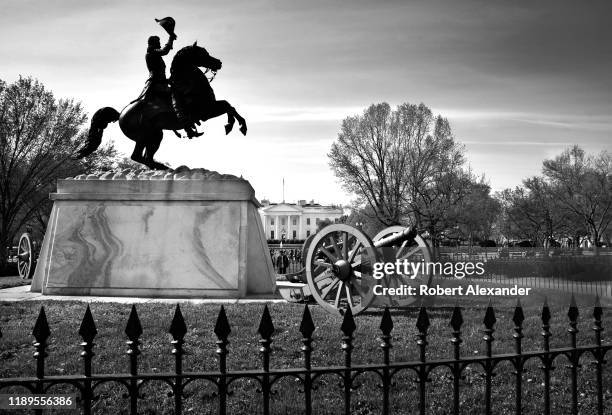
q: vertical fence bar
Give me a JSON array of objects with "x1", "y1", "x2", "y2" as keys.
[
  {"x1": 541, "y1": 299, "x2": 552, "y2": 415},
  {"x1": 169, "y1": 304, "x2": 187, "y2": 415},
  {"x1": 592, "y1": 296, "x2": 604, "y2": 415},
  {"x1": 79, "y1": 305, "x2": 97, "y2": 415},
  {"x1": 567, "y1": 296, "x2": 580, "y2": 415},
  {"x1": 341, "y1": 308, "x2": 356, "y2": 415},
  {"x1": 258, "y1": 305, "x2": 275, "y2": 415},
  {"x1": 125, "y1": 305, "x2": 143, "y2": 415},
  {"x1": 450, "y1": 305, "x2": 463, "y2": 415},
  {"x1": 379, "y1": 307, "x2": 393, "y2": 415},
  {"x1": 32, "y1": 307, "x2": 50, "y2": 415},
  {"x1": 215, "y1": 306, "x2": 231, "y2": 415},
  {"x1": 483, "y1": 301, "x2": 496, "y2": 415},
  {"x1": 513, "y1": 300, "x2": 524, "y2": 415},
  {"x1": 300, "y1": 305, "x2": 315, "y2": 415},
  {"x1": 416, "y1": 305, "x2": 430, "y2": 415}
]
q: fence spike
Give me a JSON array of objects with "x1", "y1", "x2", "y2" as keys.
[
  {"x1": 169, "y1": 304, "x2": 187, "y2": 341},
  {"x1": 79, "y1": 304, "x2": 98, "y2": 343},
  {"x1": 340, "y1": 307, "x2": 356, "y2": 337},
  {"x1": 450, "y1": 305, "x2": 463, "y2": 332},
  {"x1": 513, "y1": 298, "x2": 525, "y2": 327},
  {"x1": 33, "y1": 306, "x2": 51, "y2": 343},
  {"x1": 258, "y1": 304, "x2": 275, "y2": 339},
  {"x1": 125, "y1": 304, "x2": 143, "y2": 341},
  {"x1": 593, "y1": 295, "x2": 602, "y2": 324},
  {"x1": 214, "y1": 305, "x2": 232, "y2": 340},
  {"x1": 483, "y1": 299, "x2": 496, "y2": 329},
  {"x1": 416, "y1": 305, "x2": 430, "y2": 334},
  {"x1": 567, "y1": 294, "x2": 579, "y2": 323},
  {"x1": 541, "y1": 298, "x2": 551, "y2": 326},
  {"x1": 300, "y1": 305, "x2": 316, "y2": 338},
  {"x1": 380, "y1": 307, "x2": 393, "y2": 335}
]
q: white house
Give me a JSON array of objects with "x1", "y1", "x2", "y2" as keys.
[{"x1": 258, "y1": 200, "x2": 344, "y2": 240}]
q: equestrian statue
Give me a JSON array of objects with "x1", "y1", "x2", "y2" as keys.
[{"x1": 76, "y1": 17, "x2": 247, "y2": 170}]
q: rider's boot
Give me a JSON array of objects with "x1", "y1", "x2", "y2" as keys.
[
  {"x1": 172, "y1": 95, "x2": 203, "y2": 139},
  {"x1": 184, "y1": 124, "x2": 203, "y2": 139}
]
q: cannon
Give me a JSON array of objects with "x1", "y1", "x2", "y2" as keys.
[{"x1": 277, "y1": 224, "x2": 433, "y2": 315}]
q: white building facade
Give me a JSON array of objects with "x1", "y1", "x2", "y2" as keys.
[{"x1": 258, "y1": 200, "x2": 344, "y2": 240}]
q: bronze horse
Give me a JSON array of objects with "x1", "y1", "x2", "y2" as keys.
[{"x1": 77, "y1": 43, "x2": 247, "y2": 170}]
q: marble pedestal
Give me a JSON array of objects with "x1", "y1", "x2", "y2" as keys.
[{"x1": 31, "y1": 168, "x2": 276, "y2": 298}]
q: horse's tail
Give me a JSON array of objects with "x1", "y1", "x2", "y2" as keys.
[{"x1": 76, "y1": 107, "x2": 120, "y2": 158}]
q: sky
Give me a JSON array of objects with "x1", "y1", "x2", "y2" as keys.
[{"x1": 2, "y1": 0, "x2": 611, "y2": 205}]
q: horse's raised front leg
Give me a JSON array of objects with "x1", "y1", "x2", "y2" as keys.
[
  {"x1": 230, "y1": 104, "x2": 247, "y2": 135},
  {"x1": 210, "y1": 100, "x2": 246, "y2": 136}
]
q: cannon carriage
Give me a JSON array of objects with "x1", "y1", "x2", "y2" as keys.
[{"x1": 277, "y1": 224, "x2": 433, "y2": 315}]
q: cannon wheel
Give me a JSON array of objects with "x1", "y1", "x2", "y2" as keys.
[
  {"x1": 305, "y1": 224, "x2": 380, "y2": 315},
  {"x1": 371, "y1": 226, "x2": 433, "y2": 307},
  {"x1": 301, "y1": 233, "x2": 316, "y2": 268},
  {"x1": 17, "y1": 232, "x2": 36, "y2": 279}
]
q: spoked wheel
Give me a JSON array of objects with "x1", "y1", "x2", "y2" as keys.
[
  {"x1": 305, "y1": 224, "x2": 380, "y2": 315},
  {"x1": 17, "y1": 232, "x2": 36, "y2": 279},
  {"x1": 301, "y1": 233, "x2": 317, "y2": 268},
  {"x1": 371, "y1": 226, "x2": 433, "y2": 307}
]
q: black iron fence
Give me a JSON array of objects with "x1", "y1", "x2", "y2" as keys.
[{"x1": 0, "y1": 300, "x2": 610, "y2": 415}]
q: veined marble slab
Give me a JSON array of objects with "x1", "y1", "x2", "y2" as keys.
[{"x1": 31, "y1": 168, "x2": 276, "y2": 298}]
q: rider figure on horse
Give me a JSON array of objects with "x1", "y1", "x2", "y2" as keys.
[{"x1": 143, "y1": 32, "x2": 201, "y2": 138}]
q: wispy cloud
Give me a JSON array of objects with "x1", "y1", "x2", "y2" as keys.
[
  {"x1": 437, "y1": 108, "x2": 612, "y2": 131},
  {"x1": 245, "y1": 105, "x2": 364, "y2": 122}
]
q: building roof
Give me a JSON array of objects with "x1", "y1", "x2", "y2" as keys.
[{"x1": 260, "y1": 202, "x2": 343, "y2": 214}]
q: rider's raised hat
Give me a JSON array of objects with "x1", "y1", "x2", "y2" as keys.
[{"x1": 155, "y1": 17, "x2": 176, "y2": 38}]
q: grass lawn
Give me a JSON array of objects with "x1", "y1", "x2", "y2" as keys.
[{"x1": 0, "y1": 290, "x2": 610, "y2": 414}]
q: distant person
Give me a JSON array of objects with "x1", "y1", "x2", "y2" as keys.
[{"x1": 278, "y1": 250, "x2": 289, "y2": 274}]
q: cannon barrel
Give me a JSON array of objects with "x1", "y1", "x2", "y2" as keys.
[{"x1": 372, "y1": 226, "x2": 418, "y2": 248}]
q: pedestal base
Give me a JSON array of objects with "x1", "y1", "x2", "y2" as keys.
[{"x1": 31, "y1": 168, "x2": 276, "y2": 298}]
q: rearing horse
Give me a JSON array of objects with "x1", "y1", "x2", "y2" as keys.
[{"x1": 77, "y1": 42, "x2": 247, "y2": 170}]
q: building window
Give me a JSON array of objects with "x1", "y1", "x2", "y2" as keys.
[
  {"x1": 306, "y1": 230, "x2": 311, "y2": 237},
  {"x1": 292, "y1": 219, "x2": 297, "y2": 225},
  {"x1": 316, "y1": 218, "x2": 320, "y2": 225},
  {"x1": 306, "y1": 218, "x2": 310, "y2": 225},
  {"x1": 271, "y1": 230, "x2": 275, "y2": 239},
  {"x1": 270, "y1": 219, "x2": 275, "y2": 226},
  {"x1": 293, "y1": 230, "x2": 296, "y2": 239},
  {"x1": 281, "y1": 218, "x2": 286, "y2": 225}
]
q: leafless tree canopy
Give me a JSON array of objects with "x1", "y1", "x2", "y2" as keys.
[
  {"x1": 328, "y1": 102, "x2": 497, "y2": 244},
  {"x1": 497, "y1": 146, "x2": 611, "y2": 246}
]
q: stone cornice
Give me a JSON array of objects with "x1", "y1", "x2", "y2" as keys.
[{"x1": 65, "y1": 166, "x2": 244, "y2": 181}]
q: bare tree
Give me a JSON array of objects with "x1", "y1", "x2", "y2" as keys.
[
  {"x1": 0, "y1": 77, "x2": 117, "y2": 270},
  {"x1": 497, "y1": 146, "x2": 610, "y2": 247},
  {"x1": 542, "y1": 146, "x2": 612, "y2": 246},
  {"x1": 329, "y1": 102, "x2": 469, "y2": 243}
]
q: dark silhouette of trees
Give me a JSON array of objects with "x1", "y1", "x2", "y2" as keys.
[{"x1": 0, "y1": 77, "x2": 117, "y2": 270}]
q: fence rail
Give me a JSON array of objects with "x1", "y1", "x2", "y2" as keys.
[{"x1": 0, "y1": 300, "x2": 610, "y2": 415}]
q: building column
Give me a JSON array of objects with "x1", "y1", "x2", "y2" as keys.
[
  {"x1": 275, "y1": 215, "x2": 279, "y2": 239},
  {"x1": 298, "y1": 214, "x2": 303, "y2": 239}
]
